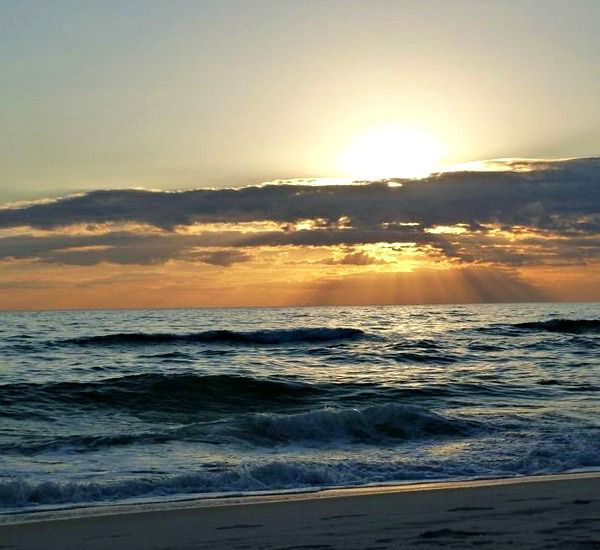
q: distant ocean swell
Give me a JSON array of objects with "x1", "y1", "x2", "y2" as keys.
[
  {"x1": 0, "y1": 373, "x2": 538, "y2": 416},
  {"x1": 61, "y1": 327, "x2": 367, "y2": 346},
  {"x1": 6, "y1": 320, "x2": 600, "y2": 355},
  {"x1": 485, "y1": 318, "x2": 600, "y2": 334},
  {"x1": 6, "y1": 320, "x2": 600, "y2": 353},
  {"x1": 0, "y1": 374, "x2": 320, "y2": 413}
]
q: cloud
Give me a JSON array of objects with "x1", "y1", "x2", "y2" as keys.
[
  {"x1": 0, "y1": 233, "x2": 254, "y2": 266},
  {"x1": 0, "y1": 158, "x2": 598, "y2": 269},
  {"x1": 325, "y1": 250, "x2": 387, "y2": 266},
  {"x1": 1, "y1": 157, "x2": 598, "y2": 232},
  {"x1": 0, "y1": 279, "x2": 65, "y2": 290},
  {"x1": 331, "y1": 251, "x2": 382, "y2": 266},
  {"x1": 192, "y1": 249, "x2": 252, "y2": 267}
]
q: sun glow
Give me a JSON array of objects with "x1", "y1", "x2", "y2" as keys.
[{"x1": 338, "y1": 124, "x2": 443, "y2": 180}]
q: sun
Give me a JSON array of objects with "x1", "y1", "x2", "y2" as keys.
[{"x1": 338, "y1": 124, "x2": 443, "y2": 180}]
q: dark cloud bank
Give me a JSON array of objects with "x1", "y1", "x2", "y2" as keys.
[{"x1": 1, "y1": 158, "x2": 599, "y2": 268}]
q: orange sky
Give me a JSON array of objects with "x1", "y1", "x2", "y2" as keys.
[{"x1": 1, "y1": 242, "x2": 598, "y2": 311}]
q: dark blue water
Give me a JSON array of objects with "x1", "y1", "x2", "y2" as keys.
[{"x1": 1, "y1": 304, "x2": 598, "y2": 511}]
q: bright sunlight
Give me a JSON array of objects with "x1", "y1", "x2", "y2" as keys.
[{"x1": 338, "y1": 124, "x2": 443, "y2": 180}]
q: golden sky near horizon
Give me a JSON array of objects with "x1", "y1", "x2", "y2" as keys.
[{"x1": 1, "y1": 159, "x2": 599, "y2": 309}]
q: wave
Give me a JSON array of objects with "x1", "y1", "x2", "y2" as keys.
[
  {"x1": 220, "y1": 404, "x2": 477, "y2": 445},
  {"x1": 0, "y1": 461, "x2": 389, "y2": 508},
  {"x1": 510, "y1": 319, "x2": 600, "y2": 334},
  {"x1": 58, "y1": 327, "x2": 367, "y2": 347},
  {"x1": 388, "y1": 351, "x2": 459, "y2": 364},
  {"x1": 3, "y1": 401, "x2": 476, "y2": 455},
  {"x1": 384, "y1": 339, "x2": 460, "y2": 364},
  {"x1": 481, "y1": 319, "x2": 600, "y2": 335},
  {"x1": 0, "y1": 372, "x2": 517, "y2": 421},
  {"x1": 2, "y1": 428, "x2": 598, "y2": 508},
  {"x1": 138, "y1": 351, "x2": 195, "y2": 360},
  {"x1": 1, "y1": 432, "x2": 172, "y2": 455},
  {"x1": 0, "y1": 373, "x2": 322, "y2": 413}
]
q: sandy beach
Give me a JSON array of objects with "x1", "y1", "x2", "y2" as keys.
[{"x1": 1, "y1": 473, "x2": 598, "y2": 549}]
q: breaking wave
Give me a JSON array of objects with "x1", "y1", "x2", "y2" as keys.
[
  {"x1": 220, "y1": 403, "x2": 476, "y2": 445},
  {"x1": 2, "y1": 427, "x2": 598, "y2": 508},
  {"x1": 0, "y1": 461, "x2": 404, "y2": 508},
  {"x1": 2, "y1": 401, "x2": 477, "y2": 455}
]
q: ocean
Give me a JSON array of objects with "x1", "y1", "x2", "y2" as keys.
[{"x1": 1, "y1": 303, "x2": 598, "y2": 512}]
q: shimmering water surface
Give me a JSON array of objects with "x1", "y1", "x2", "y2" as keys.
[{"x1": 1, "y1": 303, "x2": 598, "y2": 510}]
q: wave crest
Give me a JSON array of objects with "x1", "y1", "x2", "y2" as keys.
[
  {"x1": 0, "y1": 373, "x2": 321, "y2": 413},
  {"x1": 222, "y1": 404, "x2": 475, "y2": 445},
  {"x1": 480, "y1": 319, "x2": 600, "y2": 335},
  {"x1": 511, "y1": 319, "x2": 600, "y2": 334},
  {"x1": 60, "y1": 327, "x2": 366, "y2": 347}
]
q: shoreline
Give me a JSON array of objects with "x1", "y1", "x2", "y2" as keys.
[
  {"x1": 0, "y1": 468, "x2": 600, "y2": 528},
  {"x1": 0, "y1": 471, "x2": 596, "y2": 525},
  {"x1": 2, "y1": 472, "x2": 599, "y2": 549},
  {"x1": 1, "y1": 471, "x2": 598, "y2": 524}
]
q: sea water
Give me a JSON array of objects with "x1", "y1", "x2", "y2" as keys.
[{"x1": 0, "y1": 303, "x2": 598, "y2": 511}]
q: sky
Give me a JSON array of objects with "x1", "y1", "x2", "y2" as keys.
[{"x1": 1, "y1": 0, "x2": 599, "y2": 309}]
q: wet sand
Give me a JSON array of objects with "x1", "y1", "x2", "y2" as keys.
[{"x1": 1, "y1": 473, "x2": 598, "y2": 549}]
